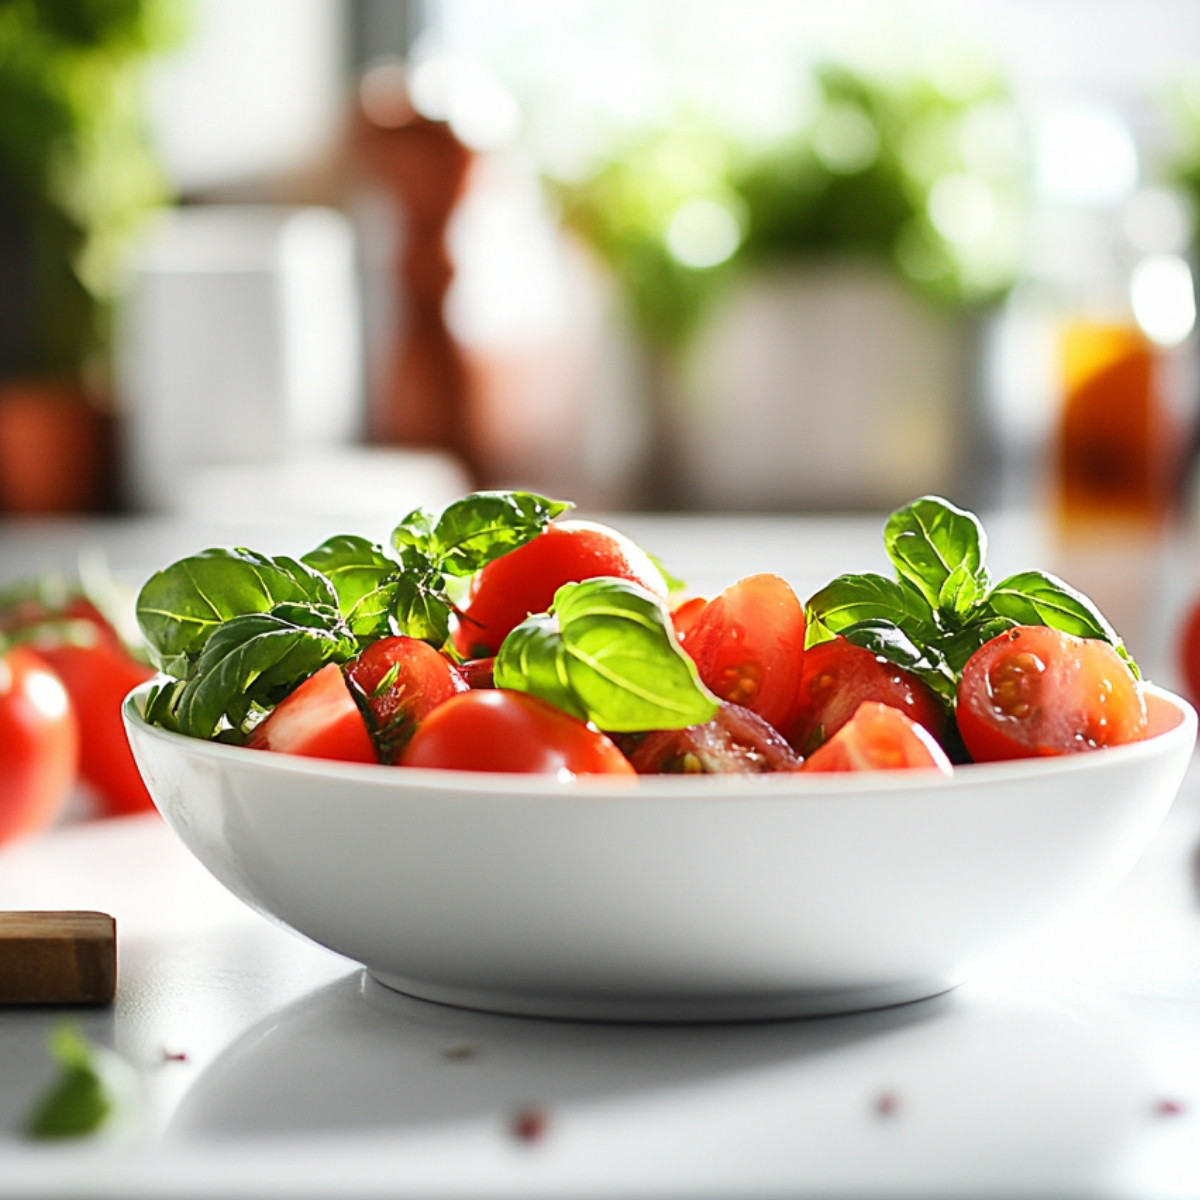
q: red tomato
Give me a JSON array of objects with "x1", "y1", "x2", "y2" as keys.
[
  {"x1": 670, "y1": 596, "x2": 708, "y2": 644},
  {"x1": 399, "y1": 690, "x2": 636, "y2": 776},
  {"x1": 451, "y1": 520, "x2": 668, "y2": 658},
  {"x1": 344, "y1": 636, "x2": 468, "y2": 763},
  {"x1": 621, "y1": 702, "x2": 802, "y2": 774},
  {"x1": 957, "y1": 626, "x2": 1147, "y2": 762},
  {"x1": 787, "y1": 637, "x2": 946, "y2": 755},
  {"x1": 247, "y1": 663, "x2": 378, "y2": 763},
  {"x1": 31, "y1": 633, "x2": 156, "y2": 816},
  {"x1": 1178, "y1": 597, "x2": 1200, "y2": 708},
  {"x1": 802, "y1": 701, "x2": 953, "y2": 774},
  {"x1": 0, "y1": 647, "x2": 79, "y2": 845},
  {"x1": 681, "y1": 573, "x2": 806, "y2": 735}
]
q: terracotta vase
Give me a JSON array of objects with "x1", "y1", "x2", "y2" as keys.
[{"x1": 0, "y1": 379, "x2": 112, "y2": 514}]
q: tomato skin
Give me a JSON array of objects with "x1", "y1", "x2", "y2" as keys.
[
  {"x1": 31, "y1": 636, "x2": 156, "y2": 816},
  {"x1": 957, "y1": 626, "x2": 1147, "y2": 762},
  {"x1": 0, "y1": 647, "x2": 79, "y2": 845},
  {"x1": 670, "y1": 596, "x2": 708, "y2": 644},
  {"x1": 344, "y1": 636, "x2": 469, "y2": 763},
  {"x1": 802, "y1": 701, "x2": 953, "y2": 774},
  {"x1": 451, "y1": 520, "x2": 668, "y2": 658},
  {"x1": 399, "y1": 690, "x2": 636, "y2": 776},
  {"x1": 787, "y1": 637, "x2": 946, "y2": 755},
  {"x1": 681, "y1": 573, "x2": 806, "y2": 735},
  {"x1": 247, "y1": 664, "x2": 378, "y2": 763}
]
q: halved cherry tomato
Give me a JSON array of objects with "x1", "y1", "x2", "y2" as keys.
[
  {"x1": 802, "y1": 701, "x2": 953, "y2": 774},
  {"x1": 247, "y1": 664, "x2": 377, "y2": 763},
  {"x1": 451, "y1": 520, "x2": 668, "y2": 658},
  {"x1": 399, "y1": 690, "x2": 635, "y2": 776},
  {"x1": 620, "y1": 702, "x2": 801, "y2": 774},
  {"x1": 670, "y1": 596, "x2": 708, "y2": 644},
  {"x1": 957, "y1": 626, "x2": 1147, "y2": 761},
  {"x1": 681, "y1": 573, "x2": 806, "y2": 735},
  {"x1": 344, "y1": 636, "x2": 468, "y2": 763},
  {"x1": 0, "y1": 646, "x2": 79, "y2": 845},
  {"x1": 787, "y1": 637, "x2": 945, "y2": 756}
]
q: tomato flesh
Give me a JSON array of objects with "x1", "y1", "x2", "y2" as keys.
[
  {"x1": 787, "y1": 636, "x2": 945, "y2": 755},
  {"x1": 802, "y1": 701, "x2": 953, "y2": 774},
  {"x1": 399, "y1": 690, "x2": 635, "y2": 776},
  {"x1": 681, "y1": 573, "x2": 806, "y2": 734},
  {"x1": 620, "y1": 702, "x2": 801, "y2": 774},
  {"x1": 957, "y1": 626, "x2": 1147, "y2": 761},
  {"x1": 452, "y1": 520, "x2": 668, "y2": 658},
  {"x1": 247, "y1": 664, "x2": 378, "y2": 763},
  {"x1": 344, "y1": 636, "x2": 468, "y2": 763},
  {"x1": 0, "y1": 647, "x2": 79, "y2": 845}
]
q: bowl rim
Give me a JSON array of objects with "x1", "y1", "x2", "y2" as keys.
[{"x1": 122, "y1": 680, "x2": 1198, "y2": 800}]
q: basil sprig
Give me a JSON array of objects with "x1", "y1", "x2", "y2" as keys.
[
  {"x1": 137, "y1": 490, "x2": 570, "y2": 738},
  {"x1": 495, "y1": 577, "x2": 719, "y2": 732},
  {"x1": 806, "y1": 495, "x2": 1138, "y2": 705}
]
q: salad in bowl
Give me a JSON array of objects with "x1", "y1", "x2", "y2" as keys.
[{"x1": 123, "y1": 492, "x2": 1196, "y2": 1020}]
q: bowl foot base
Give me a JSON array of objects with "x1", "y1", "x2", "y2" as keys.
[{"x1": 365, "y1": 969, "x2": 964, "y2": 1023}]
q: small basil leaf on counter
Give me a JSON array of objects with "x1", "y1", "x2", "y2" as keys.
[
  {"x1": 554, "y1": 578, "x2": 719, "y2": 732},
  {"x1": 494, "y1": 613, "x2": 587, "y2": 721},
  {"x1": 884, "y1": 496, "x2": 989, "y2": 612},
  {"x1": 430, "y1": 490, "x2": 572, "y2": 577},
  {"x1": 805, "y1": 573, "x2": 938, "y2": 648},
  {"x1": 24, "y1": 1026, "x2": 134, "y2": 1141},
  {"x1": 302, "y1": 535, "x2": 400, "y2": 639},
  {"x1": 136, "y1": 549, "x2": 337, "y2": 677},
  {"x1": 985, "y1": 570, "x2": 1140, "y2": 677},
  {"x1": 173, "y1": 604, "x2": 357, "y2": 739}
]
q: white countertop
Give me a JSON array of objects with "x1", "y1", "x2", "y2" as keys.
[{"x1": 1, "y1": 510, "x2": 1199, "y2": 1198}]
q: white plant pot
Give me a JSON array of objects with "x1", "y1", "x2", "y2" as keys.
[{"x1": 665, "y1": 261, "x2": 976, "y2": 511}]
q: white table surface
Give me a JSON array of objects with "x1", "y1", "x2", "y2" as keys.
[{"x1": 2, "y1": 509, "x2": 1199, "y2": 1199}]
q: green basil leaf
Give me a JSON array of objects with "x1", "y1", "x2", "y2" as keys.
[
  {"x1": 985, "y1": 570, "x2": 1140, "y2": 677},
  {"x1": 494, "y1": 613, "x2": 587, "y2": 720},
  {"x1": 24, "y1": 1026, "x2": 129, "y2": 1141},
  {"x1": 390, "y1": 507, "x2": 437, "y2": 558},
  {"x1": 302, "y1": 535, "x2": 400, "y2": 639},
  {"x1": 173, "y1": 604, "x2": 356, "y2": 739},
  {"x1": 136, "y1": 549, "x2": 337, "y2": 678},
  {"x1": 805, "y1": 572, "x2": 939, "y2": 648},
  {"x1": 884, "y1": 496, "x2": 988, "y2": 612},
  {"x1": 143, "y1": 679, "x2": 185, "y2": 733},
  {"x1": 647, "y1": 552, "x2": 687, "y2": 595},
  {"x1": 430, "y1": 490, "x2": 572, "y2": 577},
  {"x1": 390, "y1": 572, "x2": 452, "y2": 644},
  {"x1": 836, "y1": 619, "x2": 958, "y2": 702},
  {"x1": 939, "y1": 614, "x2": 1015, "y2": 675},
  {"x1": 553, "y1": 577, "x2": 718, "y2": 731}
]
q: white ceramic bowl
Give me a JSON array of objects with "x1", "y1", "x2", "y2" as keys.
[{"x1": 124, "y1": 685, "x2": 1196, "y2": 1022}]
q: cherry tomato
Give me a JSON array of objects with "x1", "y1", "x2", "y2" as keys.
[
  {"x1": 247, "y1": 663, "x2": 378, "y2": 763},
  {"x1": 1178, "y1": 597, "x2": 1200, "y2": 708},
  {"x1": 399, "y1": 690, "x2": 636, "y2": 776},
  {"x1": 451, "y1": 520, "x2": 668, "y2": 658},
  {"x1": 0, "y1": 647, "x2": 79, "y2": 845},
  {"x1": 786, "y1": 637, "x2": 946, "y2": 755},
  {"x1": 681, "y1": 573, "x2": 806, "y2": 735},
  {"x1": 670, "y1": 596, "x2": 708, "y2": 644},
  {"x1": 957, "y1": 626, "x2": 1147, "y2": 761},
  {"x1": 802, "y1": 701, "x2": 953, "y2": 774},
  {"x1": 620, "y1": 702, "x2": 802, "y2": 774},
  {"x1": 344, "y1": 636, "x2": 468, "y2": 763},
  {"x1": 458, "y1": 657, "x2": 496, "y2": 689},
  {"x1": 30, "y1": 633, "x2": 156, "y2": 816}
]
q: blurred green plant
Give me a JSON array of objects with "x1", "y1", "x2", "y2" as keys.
[
  {"x1": 550, "y1": 62, "x2": 1029, "y2": 350},
  {"x1": 0, "y1": 0, "x2": 186, "y2": 382}
]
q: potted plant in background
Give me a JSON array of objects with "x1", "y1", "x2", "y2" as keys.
[
  {"x1": 551, "y1": 61, "x2": 1029, "y2": 511},
  {"x1": 0, "y1": 0, "x2": 181, "y2": 514}
]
